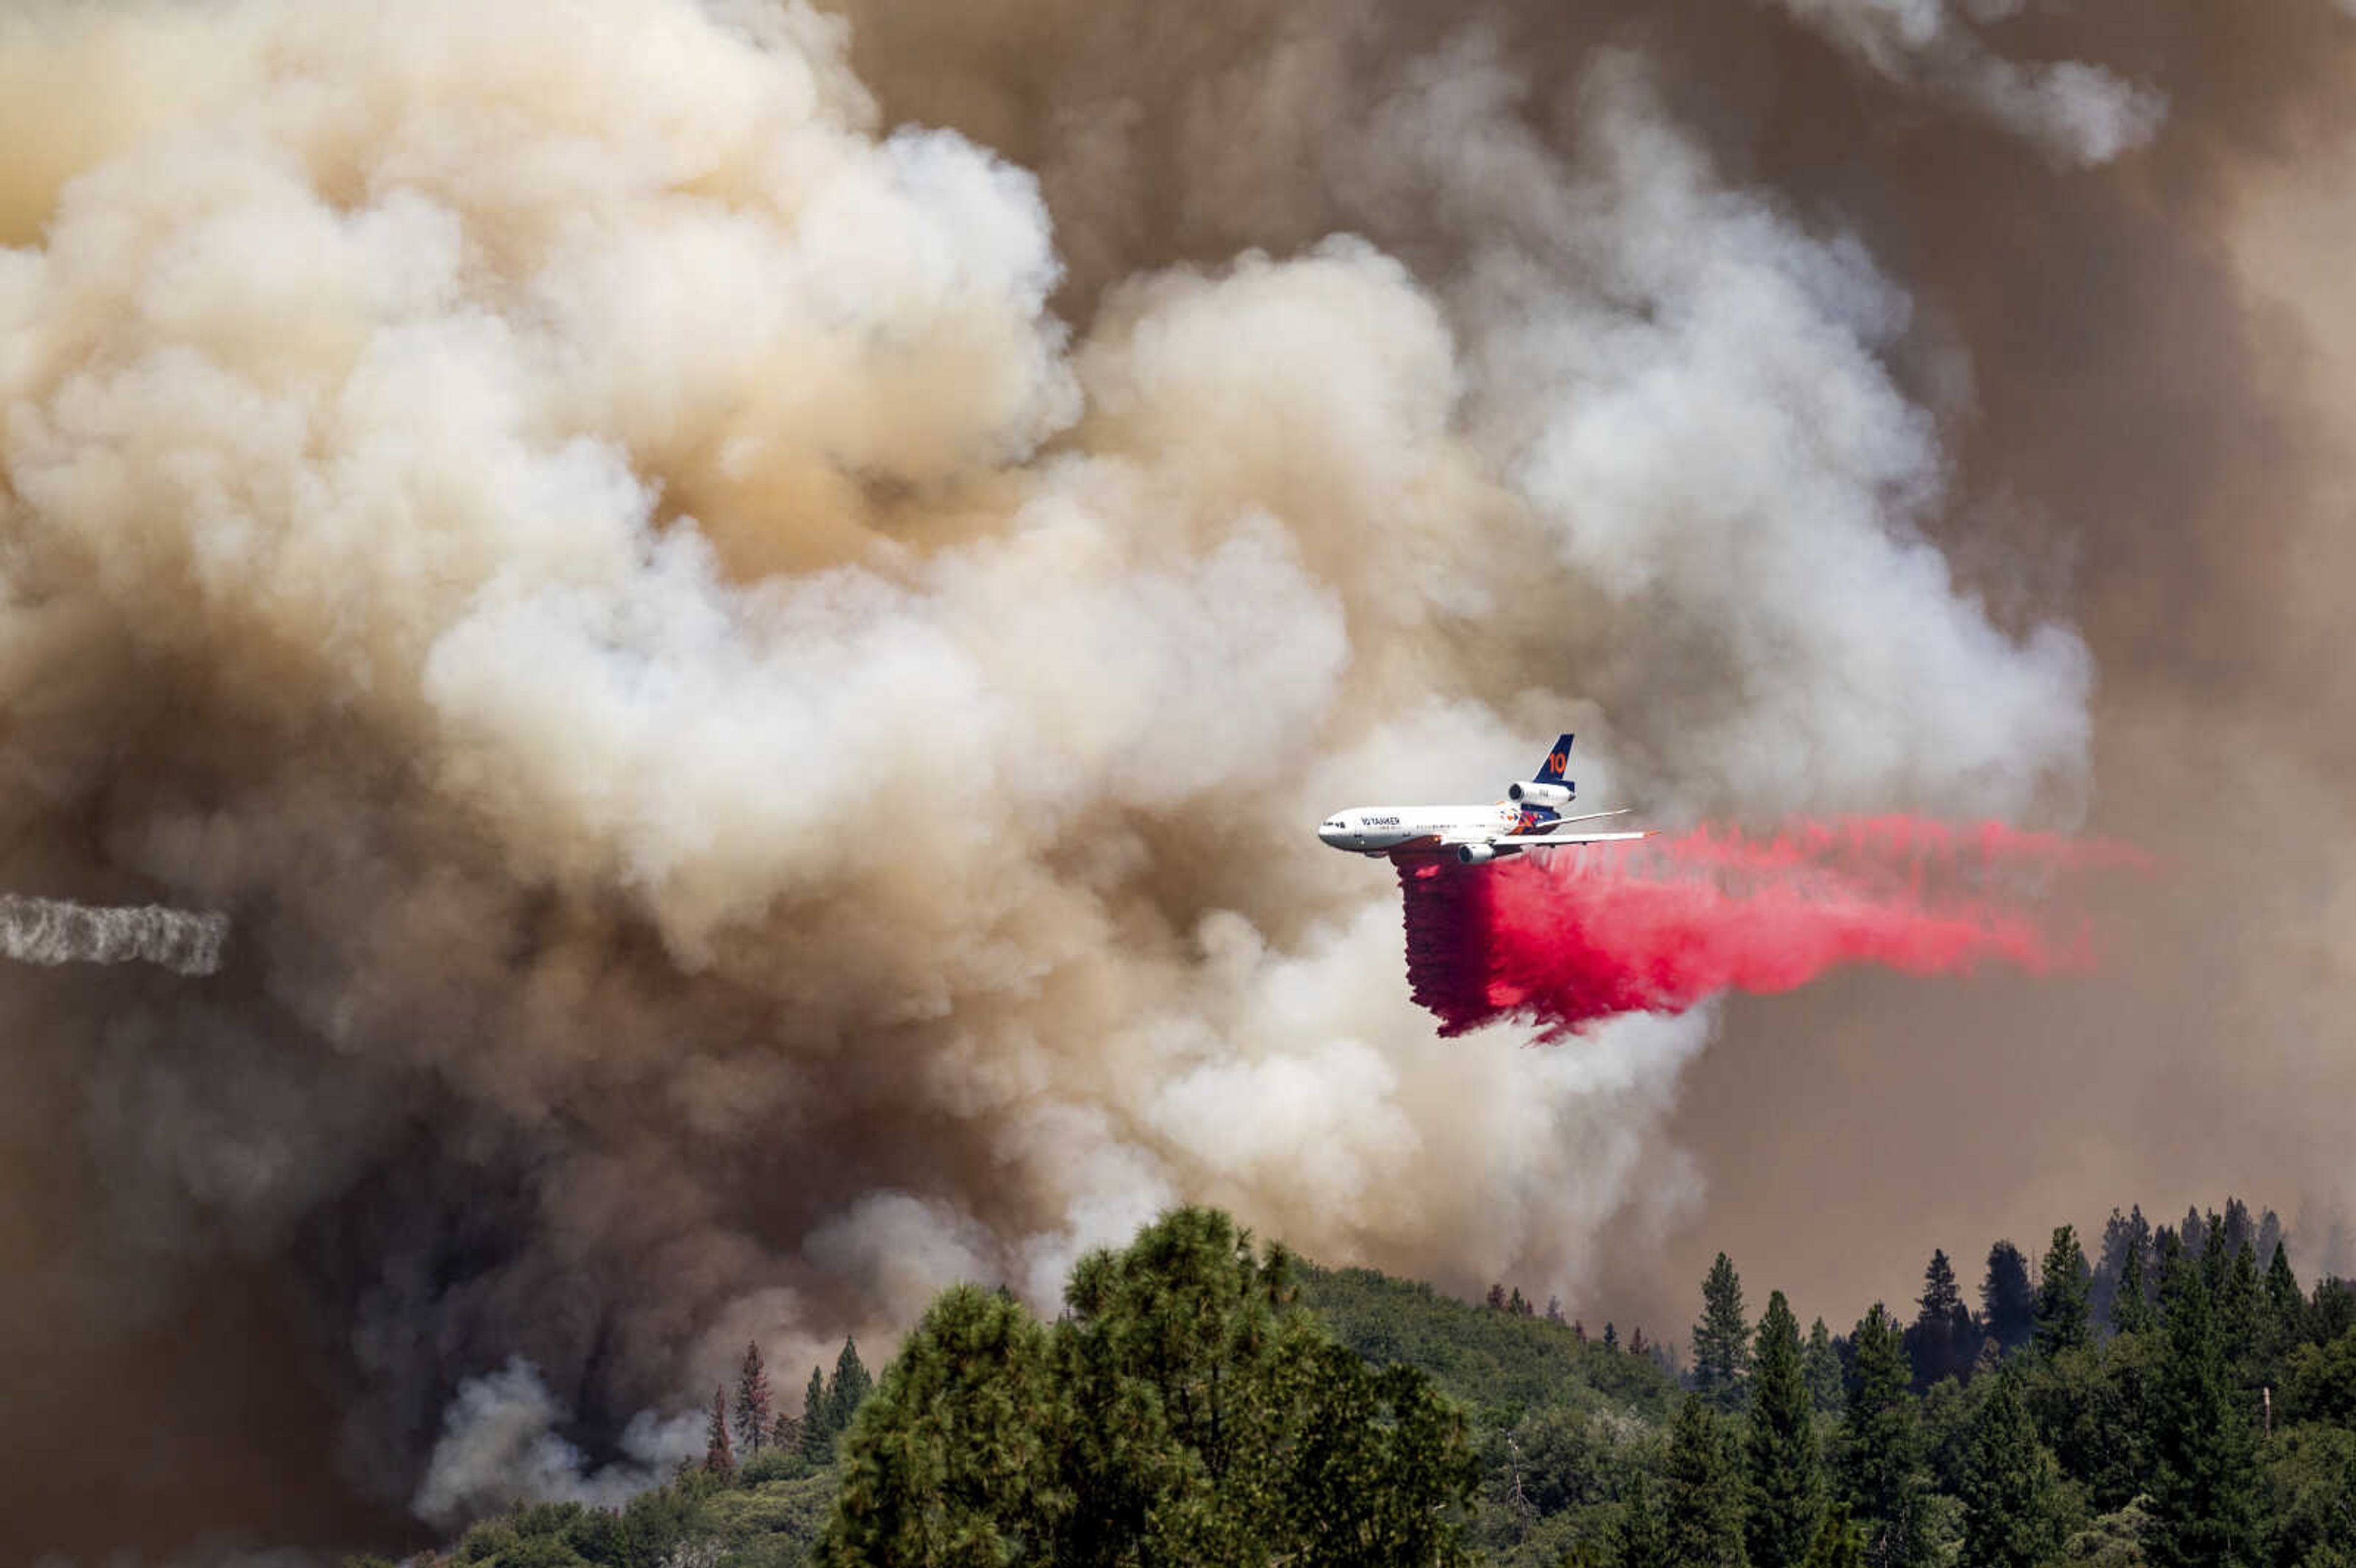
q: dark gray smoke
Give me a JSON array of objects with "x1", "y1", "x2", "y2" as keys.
[{"x1": 2, "y1": 1, "x2": 2352, "y2": 1559}]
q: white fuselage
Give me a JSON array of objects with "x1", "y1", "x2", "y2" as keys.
[{"x1": 1318, "y1": 803, "x2": 1527, "y2": 857}]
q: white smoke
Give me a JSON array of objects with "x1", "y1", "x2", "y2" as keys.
[
  {"x1": 0, "y1": 0, "x2": 2101, "y2": 1540},
  {"x1": 413, "y1": 1358, "x2": 704, "y2": 1530},
  {"x1": 1360, "y1": 44, "x2": 2093, "y2": 819},
  {"x1": 0, "y1": 896, "x2": 228, "y2": 975},
  {"x1": 1773, "y1": 0, "x2": 2168, "y2": 164}
]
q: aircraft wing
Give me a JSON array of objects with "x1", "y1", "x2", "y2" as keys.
[
  {"x1": 1518, "y1": 829, "x2": 1657, "y2": 846},
  {"x1": 1438, "y1": 826, "x2": 1658, "y2": 848}
]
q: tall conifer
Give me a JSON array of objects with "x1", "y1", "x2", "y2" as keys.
[
  {"x1": 2033, "y1": 1226, "x2": 2091, "y2": 1357},
  {"x1": 1749, "y1": 1291, "x2": 1826, "y2": 1568},
  {"x1": 1695, "y1": 1253, "x2": 1752, "y2": 1410},
  {"x1": 1908, "y1": 1250, "x2": 1976, "y2": 1390},
  {"x1": 704, "y1": 1385, "x2": 735, "y2": 1477},
  {"x1": 1957, "y1": 1371, "x2": 2066, "y2": 1568},
  {"x1": 2220, "y1": 1242, "x2": 2262, "y2": 1370},
  {"x1": 2145, "y1": 1266, "x2": 2258, "y2": 1568},
  {"x1": 799, "y1": 1366, "x2": 833, "y2": 1464},
  {"x1": 1663, "y1": 1394, "x2": 1750, "y2": 1568},
  {"x1": 733, "y1": 1340, "x2": 772, "y2": 1455},
  {"x1": 1841, "y1": 1305, "x2": 1928, "y2": 1568},
  {"x1": 1805, "y1": 1318, "x2": 1845, "y2": 1413},
  {"x1": 2112, "y1": 1234, "x2": 2152, "y2": 1335},
  {"x1": 827, "y1": 1337, "x2": 874, "y2": 1440},
  {"x1": 1980, "y1": 1243, "x2": 2036, "y2": 1356},
  {"x1": 2092, "y1": 1206, "x2": 2150, "y2": 1331},
  {"x1": 1615, "y1": 1467, "x2": 1670, "y2": 1568},
  {"x1": 2260, "y1": 1242, "x2": 2306, "y2": 1374}
]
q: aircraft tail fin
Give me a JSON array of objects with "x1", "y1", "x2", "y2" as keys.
[{"x1": 1533, "y1": 734, "x2": 1575, "y2": 785}]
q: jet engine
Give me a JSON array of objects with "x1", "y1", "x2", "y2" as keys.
[
  {"x1": 1455, "y1": 844, "x2": 1499, "y2": 866},
  {"x1": 1508, "y1": 780, "x2": 1573, "y2": 807}
]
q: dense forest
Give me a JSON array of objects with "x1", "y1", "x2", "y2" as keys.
[{"x1": 382, "y1": 1199, "x2": 2356, "y2": 1568}]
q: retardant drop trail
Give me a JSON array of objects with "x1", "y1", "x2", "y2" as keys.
[{"x1": 1399, "y1": 818, "x2": 2144, "y2": 1039}]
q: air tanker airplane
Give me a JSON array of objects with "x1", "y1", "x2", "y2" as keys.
[{"x1": 1318, "y1": 734, "x2": 1657, "y2": 866}]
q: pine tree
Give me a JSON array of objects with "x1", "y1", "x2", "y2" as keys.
[
  {"x1": 820, "y1": 1284, "x2": 1063, "y2": 1566},
  {"x1": 2156, "y1": 1228, "x2": 2192, "y2": 1320},
  {"x1": 827, "y1": 1337, "x2": 874, "y2": 1441},
  {"x1": 2092, "y1": 1205, "x2": 2151, "y2": 1331},
  {"x1": 2220, "y1": 1242, "x2": 2262, "y2": 1370},
  {"x1": 2255, "y1": 1210, "x2": 2285, "y2": 1272},
  {"x1": 1981, "y1": 1242, "x2": 2036, "y2": 1356},
  {"x1": 2200, "y1": 1210, "x2": 2230, "y2": 1296},
  {"x1": 2221, "y1": 1198, "x2": 2254, "y2": 1259},
  {"x1": 2260, "y1": 1241, "x2": 2306, "y2": 1375},
  {"x1": 1663, "y1": 1394, "x2": 1750, "y2": 1568},
  {"x1": 1907, "y1": 1250, "x2": 1974, "y2": 1391},
  {"x1": 1488, "y1": 1283, "x2": 1509, "y2": 1312},
  {"x1": 798, "y1": 1366, "x2": 833, "y2": 1464},
  {"x1": 733, "y1": 1340, "x2": 772, "y2": 1455},
  {"x1": 1696, "y1": 1253, "x2": 1752, "y2": 1410},
  {"x1": 2313, "y1": 1276, "x2": 2356, "y2": 1345},
  {"x1": 1749, "y1": 1291, "x2": 1826, "y2": 1568},
  {"x1": 769, "y1": 1408, "x2": 801, "y2": 1453},
  {"x1": 1805, "y1": 1318, "x2": 1846, "y2": 1414},
  {"x1": 2180, "y1": 1207, "x2": 2209, "y2": 1264},
  {"x1": 1047, "y1": 1207, "x2": 1475, "y2": 1566},
  {"x1": 1615, "y1": 1466, "x2": 1670, "y2": 1568},
  {"x1": 704, "y1": 1385, "x2": 735, "y2": 1478},
  {"x1": 2112, "y1": 1233, "x2": 2153, "y2": 1335},
  {"x1": 1957, "y1": 1370, "x2": 2066, "y2": 1568},
  {"x1": 1841, "y1": 1304, "x2": 1928, "y2": 1568},
  {"x1": 1603, "y1": 1321, "x2": 1620, "y2": 1351},
  {"x1": 1546, "y1": 1295, "x2": 1565, "y2": 1325},
  {"x1": 2033, "y1": 1226, "x2": 2092, "y2": 1357},
  {"x1": 1509, "y1": 1286, "x2": 1528, "y2": 1317},
  {"x1": 2145, "y1": 1264, "x2": 2259, "y2": 1568}
]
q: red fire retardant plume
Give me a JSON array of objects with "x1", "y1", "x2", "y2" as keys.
[{"x1": 1398, "y1": 818, "x2": 2144, "y2": 1040}]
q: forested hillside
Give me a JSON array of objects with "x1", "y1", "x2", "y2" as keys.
[{"x1": 391, "y1": 1199, "x2": 2356, "y2": 1568}]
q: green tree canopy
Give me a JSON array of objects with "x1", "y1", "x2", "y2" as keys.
[
  {"x1": 823, "y1": 1207, "x2": 1477, "y2": 1568},
  {"x1": 1981, "y1": 1242, "x2": 2036, "y2": 1358},
  {"x1": 822, "y1": 1284, "x2": 1064, "y2": 1567},
  {"x1": 1749, "y1": 1290, "x2": 1826, "y2": 1568},
  {"x1": 2036, "y1": 1226, "x2": 2093, "y2": 1358},
  {"x1": 1614, "y1": 1465, "x2": 1669, "y2": 1568},
  {"x1": 1841, "y1": 1304, "x2": 1930, "y2": 1568},
  {"x1": 2144, "y1": 1266, "x2": 2259, "y2": 1568},
  {"x1": 2112, "y1": 1234, "x2": 2153, "y2": 1337},
  {"x1": 1806, "y1": 1316, "x2": 1845, "y2": 1415},
  {"x1": 1958, "y1": 1370, "x2": 2068, "y2": 1568},
  {"x1": 1695, "y1": 1253, "x2": 1752, "y2": 1410},
  {"x1": 1664, "y1": 1394, "x2": 1749, "y2": 1568},
  {"x1": 1908, "y1": 1249, "x2": 1979, "y2": 1391},
  {"x1": 826, "y1": 1337, "x2": 874, "y2": 1439}
]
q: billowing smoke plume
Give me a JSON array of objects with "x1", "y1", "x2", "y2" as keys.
[
  {"x1": 1399, "y1": 821, "x2": 2138, "y2": 1040},
  {"x1": 0, "y1": 894, "x2": 228, "y2": 975},
  {"x1": 4, "y1": 0, "x2": 2352, "y2": 1559}
]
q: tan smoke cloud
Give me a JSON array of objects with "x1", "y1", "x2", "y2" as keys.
[{"x1": 4, "y1": 0, "x2": 2352, "y2": 1558}]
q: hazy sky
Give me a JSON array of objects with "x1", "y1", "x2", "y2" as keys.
[{"x1": 2, "y1": 1, "x2": 2353, "y2": 1559}]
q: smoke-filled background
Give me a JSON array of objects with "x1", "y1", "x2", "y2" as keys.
[{"x1": 3, "y1": 0, "x2": 2355, "y2": 1558}]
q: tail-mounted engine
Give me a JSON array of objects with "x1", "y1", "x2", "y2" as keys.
[{"x1": 1508, "y1": 780, "x2": 1573, "y2": 807}]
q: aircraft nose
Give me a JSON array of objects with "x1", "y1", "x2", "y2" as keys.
[{"x1": 1318, "y1": 818, "x2": 1347, "y2": 846}]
